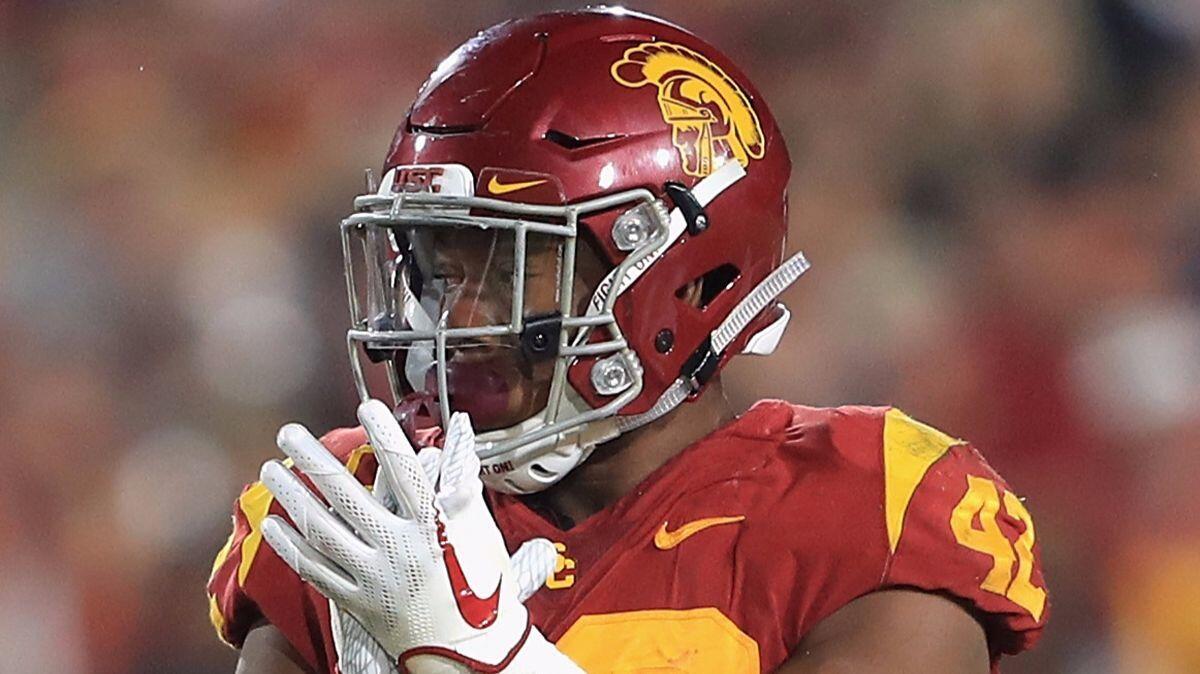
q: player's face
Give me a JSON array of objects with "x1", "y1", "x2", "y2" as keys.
[
  {"x1": 398, "y1": 227, "x2": 603, "y2": 432},
  {"x1": 430, "y1": 227, "x2": 555, "y2": 430}
]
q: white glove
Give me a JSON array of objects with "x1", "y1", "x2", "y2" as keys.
[{"x1": 259, "y1": 400, "x2": 584, "y2": 673}]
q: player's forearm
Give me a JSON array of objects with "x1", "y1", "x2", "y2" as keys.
[{"x1": 236, "y1": 623, "x2": 315, "y2": 674}]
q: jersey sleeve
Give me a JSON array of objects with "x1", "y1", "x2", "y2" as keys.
[
  {"x1": 205, "y1": 426, "x2": 375, "y2": 670},
  {"x1": 879, "y1": 408, "x2": 1048, "y2": 657}
]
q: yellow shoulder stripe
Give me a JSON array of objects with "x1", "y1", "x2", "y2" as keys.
[
  {"x1": 207, "y1": 529, "x2": 237, "y2": 643},
  {"x1": 208, "y1": 594, "x2": 230, "y2": 646},
  {"x1": 883, "y1": 409, "x2": 962, "y2": 554},
  {"x1": 236, "y1": 481, "x2": 275, "y2": 586},
  {"x1": 209, "y1": 445, "x2": 375, "y2": 644}
]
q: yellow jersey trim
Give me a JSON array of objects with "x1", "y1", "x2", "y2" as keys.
[
  {"x1": 557, "y1": 607, "x2": 759, "y2": 673},
  {"x1": 206, "y1": 528, "x2": 236, "y2": 642},
  {"x1": 345, "y1": 444, "x2": 373, "y2": 477},
  {"x1": 208, "y1": 593, "x2": 230, "y2": 646},
  {"x1": 883, "y1": 408, "x2": 962, "y2": 554},
  {"x1": 236, "y1": 481, "x2": 275, "y2": 586}
]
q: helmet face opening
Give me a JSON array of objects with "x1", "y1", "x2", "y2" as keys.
[
  {"x1": 348, "y1": 221, "x2": 567, "y2": 432},
  {"x1": 343, "y1": 163, "x2": 666, "y2": 460}
]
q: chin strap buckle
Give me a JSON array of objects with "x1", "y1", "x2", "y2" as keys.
[{"x1": 680, "y1": 335, "x2": 721, "y2": 393}]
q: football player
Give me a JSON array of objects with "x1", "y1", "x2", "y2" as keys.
[{"x1": 207, "y1": 8, "x2": 1048, "y2": 674}]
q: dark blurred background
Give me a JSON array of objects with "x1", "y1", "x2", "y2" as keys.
[{"x1": 1, "y1": 1, "x2": 1198, "y2": 672}]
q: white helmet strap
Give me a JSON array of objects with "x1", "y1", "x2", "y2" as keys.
[{"x1": 615, "y1": 251, "x2": 811, "y2": 434}]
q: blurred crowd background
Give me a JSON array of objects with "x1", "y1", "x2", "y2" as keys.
[{"x1": 2, "y1": 0, "x2": 1198, "y2": 672}]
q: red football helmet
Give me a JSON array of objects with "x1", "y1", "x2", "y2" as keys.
[{"x1": 341, "y1": 8, "x2": 808, "y2": 493}]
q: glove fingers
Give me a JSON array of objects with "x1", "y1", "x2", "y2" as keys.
[
  {"x1": 358, "y1": 399, "x2": 434, "y2": 522},
  {"x1": 276, "y1": 423, "x2": 388, "y2": 542},
  {"x1": 435, "y1": 412, "x2": 482, "y2": 517},
  {"x1": 371, "y1": 465, "x2": 401, "y2": 515},
  {"x1": 417, "y1": 446, "x2": 442, "y2": 485},
  {"x1": 261, "y1": 459, "x2": 375, "y2": 563},
  {"x1": 261, "y1": 515, "x2": 359, "y2": 604},
  {"x1": 377, "y1": 446, "x2": 440, "y2": 511},
  {"x1": 510, "y1": 538, "x2": 557, "y2": 603}
]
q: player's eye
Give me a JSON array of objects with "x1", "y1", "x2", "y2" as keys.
[{"x1": 432, "y1": 273, "x2": 464, "y2": 289}]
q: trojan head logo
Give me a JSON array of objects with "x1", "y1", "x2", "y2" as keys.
[{"x1": 612, "y1": 42, "x2": 765, "y2": 178}]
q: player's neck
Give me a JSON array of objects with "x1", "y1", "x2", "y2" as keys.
[{"x1": 534, "y1": 378, "x2": 736, "y2": 527}]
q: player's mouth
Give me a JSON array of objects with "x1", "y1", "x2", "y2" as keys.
[{"x1": 426, "y1": 351, "x2": 542, "y2": 431}]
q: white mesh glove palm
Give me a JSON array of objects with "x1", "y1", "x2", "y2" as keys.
[{"x1": 259, "y1": 400, "x2": 582, "y2": 673}]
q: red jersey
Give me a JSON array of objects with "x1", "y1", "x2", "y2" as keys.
[{"x1": 207, "y1": 401, "x2": 1047, "y2": 673}]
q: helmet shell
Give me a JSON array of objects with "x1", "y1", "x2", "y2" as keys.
[{"x1": 383, "y1": 8, "x2": 790, "y2": 416}]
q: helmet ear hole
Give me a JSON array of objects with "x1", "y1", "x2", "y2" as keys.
[
  {"x1": 530, "y1": 463, "x2": 554, "y2": 479},
  {"x1": 675, "y1": 263, "x2": 741, "y2": 310},
  {"x1": 676, "y1": 279, "x2": 704, "y2": 308}
]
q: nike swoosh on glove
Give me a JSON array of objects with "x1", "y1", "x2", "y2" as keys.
[{"x1": 259, "y1": 399, "x2": 585, "y2": 673}]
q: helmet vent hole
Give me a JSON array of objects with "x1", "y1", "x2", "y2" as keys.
[
  {"x1": 543, "y1": 129, "x2": 626, "y2": 150},
  {"x1": 675, "y1": 264, "x2": 740, "y2": 310}
]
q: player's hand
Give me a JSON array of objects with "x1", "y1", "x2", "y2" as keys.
[{"x1": 258, "y1": 400, "x2": 581, "y2": 673}]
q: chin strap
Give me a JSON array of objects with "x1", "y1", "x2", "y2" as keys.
[
  {"x1": 712, "y1": 252, "x2": 810, "y2": 353},
  {"x1": 616, "y1": 251, "x2": 811, "y2": 434}
]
